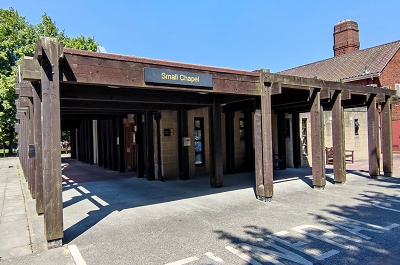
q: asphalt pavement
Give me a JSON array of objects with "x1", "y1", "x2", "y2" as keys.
[{"x1": 1, "y1": 154, "x2": 400, "y2": 265}]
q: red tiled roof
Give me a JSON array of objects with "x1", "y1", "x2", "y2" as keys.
[{"x1": 278, "y1": 40, "x2": 400, "y2": 81}]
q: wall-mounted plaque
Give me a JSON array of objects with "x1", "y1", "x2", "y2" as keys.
[{"x1": 182, "y1": 137, "x2": 191, "y2": 147}]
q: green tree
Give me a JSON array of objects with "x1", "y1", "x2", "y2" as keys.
[{"x1": 0, "y1": 8, "x2": 98, "y2": 154}]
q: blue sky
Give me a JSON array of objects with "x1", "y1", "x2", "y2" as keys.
[{"x1": 2, "y1": 0, "x2": 400, "y2": 72}]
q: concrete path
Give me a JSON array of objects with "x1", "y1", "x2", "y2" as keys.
[{"x1": 0, "y1": 154, "x2": 399, "y2": 264}]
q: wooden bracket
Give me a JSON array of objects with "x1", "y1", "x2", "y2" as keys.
[
  {"x1": 270, "y1": 82, "x2": 282, "y2": 95},
  {"x1": 22, "y1": 57, "x2": 41, "y2": 81}
]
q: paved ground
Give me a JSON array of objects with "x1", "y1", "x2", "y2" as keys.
[{"x1": 1, "y1": 154, "x2": 400, "y2": 264}]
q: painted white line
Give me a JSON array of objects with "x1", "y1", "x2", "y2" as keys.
[
  {"x1": 225, "y1": 246, "x2": 263, "y2": 265},
  {"x1": 68, "y1": 245, "x2": 87, "y2": 265},
  {"x1": 91, "y1": 195, "x2": 109, "y2": 206},
  {"x1": 205, "y1": 252, "x2": 224, "y2": 262},
  {"x1": 76, "y1": 186, "x2": 90, "y2": 194},
  {"x1": 164, "y1": 256, "x2": 199, "y2": 265}
]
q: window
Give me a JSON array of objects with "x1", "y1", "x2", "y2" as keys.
[
  {"x1": 355, "y1": 119, "x2": 360, "y2": 135},
  {"x1": 239, "y1": 118, "x2": 245, "y2": 140},
  {"x1": 302, "y1": 118, "x2": 308, "y2": 156},
  {"x1": 194, "y1": 118, "x2": 205, "y2": 165},
  {"x1": 396, "y1": 84, "x2": 400, "y2": 96}
]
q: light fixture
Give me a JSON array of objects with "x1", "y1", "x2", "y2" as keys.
[
  {"x1": 198, "y1": 92, "x2": 208, "y2": 95},
  {"x1": 108, "y1": 85, "x2": 120, "y2": 89}
]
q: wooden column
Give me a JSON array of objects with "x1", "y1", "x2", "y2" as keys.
[
  {"x1": 136, "y1": 113, "x2": 145, "y2": 178},
  {"x1": 209, "y1": 96, "x2": 223, "y2": 188},
  {"x1": 28, "y1": 97, "x2": 36, "y2": 198},
  {"x1": 145, "y1": 111, "x2": 155, "y2": 180},
  {"x1": 111, "y1": 118, "x2": 118, "y2": 171},
  {"x1": 97, "y1": 120, "x2": 103, "y2": 167},
  {"x1": 244, "y1": 111, "x2": 254, "y2": 171},
  {"x1": 277, "y1": 112, "x2": 286, "y2": 170},
  {"x1": 367, "y1": 94, "x2": 380, "y2": 177},
  {"x1": 332, "y1": 91, "x2": 346, "y2": 183},
  {"x1": 33, "y1": 84, "x2": 43, "y2": 214},
  {"x1": 38, "y1": 37, "x2": 63, "y2": 247},
  {"x1": 88, "y1": 120, "x2": 94, "y2": 165},
  {"x1": 83, "y1": 121, "x2": 87, "y2": 163},
  {"x1": 106, "y1": 120, "x2": 112, "y2": 169},
  {"x1": 102, "y1": 120, "x2": 108, "y2": 169},
  {"x1": 117, "y1": 116, "x2": 125, "y2": 173},
  {"x1": 225, "y1": 111, "x2": 235, "y2": 174},
  {"x1": 261, "y1": 77, "x2": 273, "y2": 198},
  {"x1": 381, "y1": 97, "x2": 393, "y2": 177},
  {"x1": 310, "y1": 88, "x2": 326, "y2": 188},
  {"x1": 178, "y1": 107, "x2": 189, "y2": 180},
  {"x1": 292, "y1": 113, "x2": 301, "y2": 168},
  {"x1": 254, "y1": 73, "x2": 274, "y2": 200}
]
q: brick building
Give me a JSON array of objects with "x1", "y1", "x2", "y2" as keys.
[{"x1": 279, "y1": 19, "x2": 400, "y2": 151}]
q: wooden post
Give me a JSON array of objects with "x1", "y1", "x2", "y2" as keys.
[
  {"x1": 111, "y1": 118, "x2": 118, "y2": 171},
  {"x1": 136, "y1": 113, "x2": 145, "y2": 178},
  {"x1": 88, "y1": 120, "x2": 94, "y2": 165},
  {"x1": 277, "y1": 112, "x2": 286, "y2": 170},
  {"x1": 106, "y1": 120, "x2": 112, "y2": 169},
  {"x1": 209, "y1": 96, "x2": 223, "y2": 188},
  {"x1": 367, "y1": 94, "x2": 380, "y2": 177},
  {"x1": 28, "y1": 97, "x2": 36, "y2": 198},
  {"x1": 178, "y1": 107, "x2": 189, "y2": 180},
  {"x1": 381, "y1": 97, "x2": 393, "y2": 177},
  {"x1": 225, "y1": 111, "x2": 235, "y2": 174},
  {"x1": 332, "y1": 91, "x2": 346, "y2": 183},
  {"x1": 254, "y1": 108, "x2": 264, "y2": 196},
  {"x1": 97, "y1": 120, "x2": 103, "y2": 167},
  {"x1": 33, "y1": 83, "x2": 43, "y2": 214},
  {"x1": 38, "y1": 37, "x2": 63, "y2": 247},
  {"x1": 145, "y1": 111, "x2": 155, "y2": 180},
  {"x1": 117, "y1": 116, "x2": 125, "y2": 173},
  {"x1": 102, "y1": 120, "x2": 108, "y2": 169},
  {"x1": 310, "y1": 88, "x2": 326, "y2": 188},
  {"x1": 244, "y1": 111, "x2": 254, "y2": 171},
  {"x1": 292, "y1": 113, "x2": 301, "y2": 168},
  {"x1": 261, "y1": 75, "x2": 273, "y2": 198}
]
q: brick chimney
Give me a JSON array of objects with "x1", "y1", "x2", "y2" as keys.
[{"x1": 333, "y1": 19, "x2": 360, "y2": 56}]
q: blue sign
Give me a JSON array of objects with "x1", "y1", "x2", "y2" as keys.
[{"x1": 144, "y1": 68, "x2": 213, "y2": 88}]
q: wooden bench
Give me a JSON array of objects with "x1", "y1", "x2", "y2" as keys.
[{"x1": 325, "y1": 147, "x2": 354, "y2": 164}]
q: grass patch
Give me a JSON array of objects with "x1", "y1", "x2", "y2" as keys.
[{"x1": 0, "y1": 148, "x2": 17, "y2": 158}]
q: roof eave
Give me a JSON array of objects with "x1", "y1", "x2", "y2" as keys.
[{"x1": 342, "y1": 73, "x2": 380, "y2": 83}]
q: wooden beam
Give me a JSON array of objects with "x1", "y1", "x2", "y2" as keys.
[
  {"x1": 332, "y1": 91, "x2": 346, "y2": 183},
  {"x1": 367, "y1": 94, "x2": 380, "y2": 177},
  {"x1": 60, "y1": 85, "x2": 215, "y2": 105},
  {"x1": 270, "y1": 82, "x2": 282, "y2": 95},
  {"x1": 264, "y1": 72, "x2": 396, "y2": 96},
  {"x1": 39, "y1": 37, "x2": 63, "y2": 247},
  {"x1": 310, "y1": 88, "x2": 326, "y2": 188},
  {"x1": 209, "y1": 96, "x2": 223, "y2": 187},
  {"x1": 21, "y1": 57, "x2": 41, "y2": 81},
  {"x1": 222, "y1": 99, "x2": 255, "y2": 113},
  {"x1": 381, "y1": 97, "x2": 393, "y2": 176}
]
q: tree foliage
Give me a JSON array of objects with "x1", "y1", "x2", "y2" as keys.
[{"x1": 0, "y1": 8, "x2": 98, "y2": 152}]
